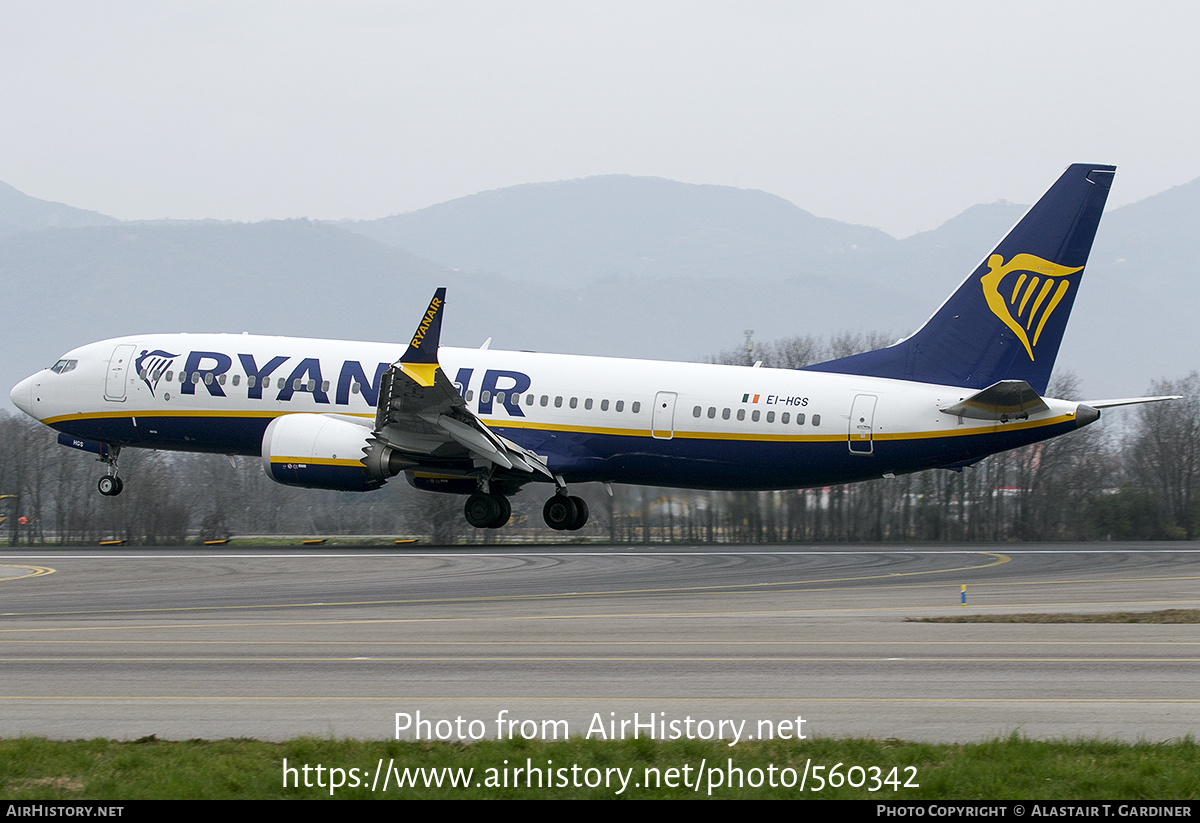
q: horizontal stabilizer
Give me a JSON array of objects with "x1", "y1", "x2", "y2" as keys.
[
  {"x1": 1082, "y1": 395, "x2": 1181, "y2": 409},
  {"x1": 940, "y1": 380, "x2": 1049, "y2": 421}
]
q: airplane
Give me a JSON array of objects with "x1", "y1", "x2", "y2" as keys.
[{"x1": 8, "y1": 163, "x2": 1176, "y2": 531}]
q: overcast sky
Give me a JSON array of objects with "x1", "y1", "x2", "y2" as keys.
[{"x1": 2, "y1": 1, "x2": 1198, "y2": 237}]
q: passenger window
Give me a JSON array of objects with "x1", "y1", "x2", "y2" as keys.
[
  {"x1": 554, "y1": 396, "x2": 563, "y2": 408},
  {"x1": 496, "y1": 391, "x2": 505, "y2": 405},
  {"x1": 693, "y1": 406, "x2": 702, "y2": 418},
  {"x1": 321, "y1": 380, "x2": 329, "y2": 392},
  {"x1": 218, "y1": 374, "x2": 226, "y2": 385},
  {"x1": 781, "y1": 412, "x2": 790, "y2": 424},
  {"x1": 526, "y1": 394, "x2": 534, "y2": 406},
  {"x1": 766, "y1": 411, "x2": 775, "y2": 423},
  {"x1": 722, "y1": 408, "x2": 730, "y2": 420},
  {"x1": 233, "y1": 375, "x2": 241, "y2": 387},
  {"x1": 812, "y1": 414, "x2": 821, "y2": 427},
  {"x1": 205, "y1": 373, "x2": 214, "y2": 385},
  {"x1": 601, "y1": 399, "x2": 609, "y2": 411},
  {"x1": 707, "y1": 407, "x2": 716, "y2": 419},
  {"x1": 796, "y1": 413, "x2": 805, "y2": 425},
  {"x1": 616, "y1": 400, "x2": 624, "y2": 412},
  {"x1": 585, "y1": 398, "x2": 593, "y2": 410},
  {"x1": 569, "y1": 397, "x2": 578, "y2": 409},
  {"x1": 166, "y1": 371, "x2": 174, "y2": 382},
  {"x1": 246, "y1": 375, "x2": 255, "y2": 388},
  {"x1": 752, "y1": 410, "x2": 760, "y2": 422},
  {"x1": 192, "y1": 373, "x2": 201, "y2": 384},
  {"x1": 736, "y1": 409, "x2": 745, "y2": 421},
  {"x1": 293, "y1": 379, "x2": 301, "y2": 390},
  {"x1": 481, "y1": 390, "x2": 491, "y2": 404},
  {"x1": 541, "y1": 395, "x2": 549, "y2": 407},
  {"x1": 351, "y1": 382, "x2": 360, "y2": 394},
  {"x1": 277, "y1": 377, "x2": 286, "y2": 389}
]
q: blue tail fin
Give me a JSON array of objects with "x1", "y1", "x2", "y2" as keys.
[{"x1": 802, "y1": 164, "x2": 1115, "y2": 394}]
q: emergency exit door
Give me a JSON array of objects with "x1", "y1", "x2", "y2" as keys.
[{"x1": 848, "y1": 394, "x2": 877, "y2": 455}]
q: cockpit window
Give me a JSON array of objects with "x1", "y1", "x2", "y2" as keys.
[{"x1": 50, "y1": 359, "x2": 78, "y2": 374}]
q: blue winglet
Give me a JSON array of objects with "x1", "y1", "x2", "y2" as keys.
[{"x1": 402, "y1": 288, "x2": 446, "y2": 359}]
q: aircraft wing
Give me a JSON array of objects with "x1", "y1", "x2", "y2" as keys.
[{"x1": 370, "y1": 289, "x2": 553, "y2": 478}]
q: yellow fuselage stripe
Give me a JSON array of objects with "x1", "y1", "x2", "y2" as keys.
[{"x1": 41, "y1": 410, "x2": 1076, "y2": 446}]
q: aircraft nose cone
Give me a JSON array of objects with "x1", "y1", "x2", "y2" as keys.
[{"x1": 10, "y1": 374, "x2": 35, "y2": 418}]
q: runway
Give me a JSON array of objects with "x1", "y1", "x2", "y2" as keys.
[{"x1": 2, "y1": 543, "x2": 1199, "y2": 743}]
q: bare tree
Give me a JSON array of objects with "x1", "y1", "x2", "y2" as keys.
[{"x1": 1132, "y1": 373, "x2": 1200, "y2": 538}]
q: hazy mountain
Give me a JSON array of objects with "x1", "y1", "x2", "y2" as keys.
[
  {"x1": 0, "y1": 181, "x2": 120, "y2": 236},
  {"x1": 346, "y1": 176, "x2": 895, "y2": 285},
  {"x1": 2, "y1": 173, "x2": 1198, "y2": 408}
]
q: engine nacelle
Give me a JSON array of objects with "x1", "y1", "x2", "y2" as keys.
[{"x1": 261, "y1": 413, "x2": 414, "y2": 491}]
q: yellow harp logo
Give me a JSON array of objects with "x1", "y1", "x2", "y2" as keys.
[{"x1": 981, "y1": 253, "x2": 1082, "y2": 361}]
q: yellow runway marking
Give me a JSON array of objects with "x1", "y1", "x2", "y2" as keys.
[
  {"x1": 0, "y1": 553, "x2": 1011, "y2": 616},
  {"x1": 0, "y1": 565, "x2": 55, "y2": 582}
]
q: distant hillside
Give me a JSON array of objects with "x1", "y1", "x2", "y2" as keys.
[
  {"x1": 0, "y1": 181, "x2": 119, "y2": 236},
  {"x1": 345, "y1": 176, "x2": 896, "y2": 284},
  {"x1": 2, "y1": 172, "x2": 1198, "y2": 407}
]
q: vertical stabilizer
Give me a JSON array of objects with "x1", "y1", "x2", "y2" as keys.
[{"x1": 802, "y1": 164, "x2": 1115, "y2": 394}]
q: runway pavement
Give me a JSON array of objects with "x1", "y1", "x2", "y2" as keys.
[{"x1": 2, "y1": 543, "x2": 1199, "y2": 742}]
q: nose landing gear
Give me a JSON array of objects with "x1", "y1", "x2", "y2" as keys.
[
  {"x1": 96, "y1": 445, "x2": 124, "y2": 496},
  {"x1": 97, "y1": 475, "x2": 124, "y2": 496}
]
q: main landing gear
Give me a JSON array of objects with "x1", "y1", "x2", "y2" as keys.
[
  {"x1": 543, "y1": 492, "x2": 589, "y2": 531},
  {"x1": 96, "y1": 445, "x2": 123, "y2": 497},
  {"x1": 464, "y1": 492, "x2": 511, "y2": 529},
  {"x1": 462, "y1": 489, "x2": 590, "y2": 531}
]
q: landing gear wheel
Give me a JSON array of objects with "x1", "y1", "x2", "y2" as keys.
[
  {"x1": 97, "y1": 476, "x2": 123, "y2": 497},
  {"x1": 464, "y1": 493, "x2": 501, "y2": 528},
  {"x1": 543, "y1": 495, "x2": 578, "y2": 531},
  {"x1": 567, "y1": 495, "x2": 589, "y2": 530},
  {"x1": 490, "y1": 495, "x2": 512, "y2": 529}
]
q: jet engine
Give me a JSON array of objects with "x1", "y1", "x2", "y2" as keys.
[{"x1": 261, "y1": 413, "x2": 414, "y2": 491}]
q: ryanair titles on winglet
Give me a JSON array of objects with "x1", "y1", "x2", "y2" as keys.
[
  {"x1": 411, "y1": 295, "x2": 442, "y2": 349},
  {"x1": 142, "y1": 349, "x2": 532, "y2": 417}
]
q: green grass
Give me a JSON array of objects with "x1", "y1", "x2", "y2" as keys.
[
  {"x1": 909, "y1": 609, "x2": 1200, "y2": 624},
  {"x1": 1, "y1": 735, "x2": 1197, "y2": 799}
]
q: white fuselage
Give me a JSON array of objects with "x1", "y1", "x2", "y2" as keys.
[{"x1": 11, "y1": 332, "x2": 1089, "y2": 491}]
